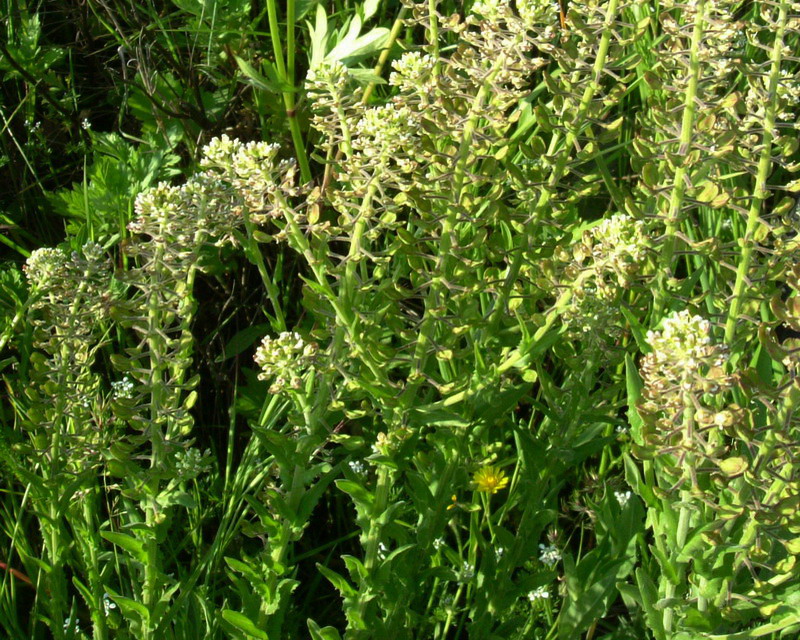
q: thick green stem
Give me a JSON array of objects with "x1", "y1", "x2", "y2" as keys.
[
  {"x1": 357, "y1": 464, "x2": 392, "y2": 623},
  {"x1": 652, "y1": 1, "x2": 707, "y2": 320},
  {"x1": 361, "y1": 8, "x2": 408, "y2": 105},
  {"x1": 428, "y1": 0, "x2": 440, "y2": 81},
  {"x1": 662, "y1": 392, "x2": 696, "y2": 634},
  {"x1": 83, "y1": 490, "x2": 108, "y2": 640},
  {"x1": 490, "y1": 0, "x2": 621, "y2": 328},
  {"x1": 240, "y1": 208, "x2": 287, "y2": 331},
  {"x1": 724, "y1": 2, "x2": 787, "y2": 345}
]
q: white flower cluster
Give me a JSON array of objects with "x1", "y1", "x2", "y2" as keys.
[
  {"x1": 131, "y1": 135, "x2": 299, "y2": 249},
  {"x1": 389, "y1": 52, "x2": 435, "y2": 93},
  {"x1": 539, "y1": 543, "x2": 561, "y2": 567},
  {"x1": 201, "y1": 135, "x2": 300, "y2": 223},
  {"x1": 586, "y1": 214, "x2": 650, "y2": 283},
  {"x1": 111, "y1": 376, "x2": 135, "y2": 400},
  {"x1": 25, "y1": 247, "x2": 70, "y2": 289},
  {"x1": 645, "y1": 311, "x2": 722, "y2": 376},
  {"x1": 306, "y1": 60, "x2": 349, "y2": 95},
  {"x1": 254, "y1": 331, "x2": 318, "y2": 394},
  {"x1": 352, "y1": 104, "x2": 420, "y2": 173},
  {"x1": 25, "y1": 243, "x2": 111, "y2": 321},
  {"x1": 561, "y1": 214, "x2": 650, "y2": 341},
  {"x1": 528, "y1": 586, "x2": 550, "y2": 601},
  {"x1": 471, "y1": 0, "x2": 510, "y2": 22},
  {"x1": 130, "y1": 171, "x2": 242, "y2": 249},
  {"x1": 639, "y1": 310, "x2": 736, "y2": 427}
]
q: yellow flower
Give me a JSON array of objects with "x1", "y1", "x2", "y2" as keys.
[{"x1": 472, "y1": 466, "x2": 509, "y2": 494}]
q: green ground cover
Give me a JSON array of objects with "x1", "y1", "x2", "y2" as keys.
[{"x1": 1, "y1": 0, "x2": 800, "y2": 638}]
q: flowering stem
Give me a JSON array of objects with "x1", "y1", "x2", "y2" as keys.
[
  {"x1": 652, "y1": 0, "x2": 707, "y2": 320},
  {"x1": 724, "y1": 1, "x2": 787, "y2": 345},
  {"x1": 82, "y1": 490, "x2": 108, "y2": 640},
  {"x1": 662, "y1": 391, "x2": 696, "y2": 634},
  {"x1": 279, "y1": 196, "x2": 388, "y2": 385},
  {"x1": 240, "y1": 207, "x2": 287, "y2": 331},
  {"x1": 427, "y1": 0, "x2": 440, "y2": 81},
  {"x1": 404, "y1": 58, "x2": 505, "y2": 398},
  {"x1": 490, "y1": 0, "x2": 621, "y2": 329}
]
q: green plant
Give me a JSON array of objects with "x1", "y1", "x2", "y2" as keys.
[{"x1": 3, "y1": 1, "x2": 800, "y2": 639}]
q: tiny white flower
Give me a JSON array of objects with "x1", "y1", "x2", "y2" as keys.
[
  {"x1": 528, "y1": 586, "x2": 550, "y2": 601},
  {"x1": 614, "y1": 490, "x2": 632, "y2": 507},
  {"x1": 539, "y1": 543, "x2": 561, "y2": 567},
  {"x1": 103, "y1": 592, "x2": 117, "y2": 616},
  {"x1": 348, "y1": 460, "x2": 366, "y2": 475}
]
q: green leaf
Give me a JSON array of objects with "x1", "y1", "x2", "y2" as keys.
[
  {"x1": 307, "y1": 618, "x2": 342, "y2": 640},
  {"x1": 234, "y1": 56, "x2": 285, "y2": 94},
  {"x1": 327, "y1": 22, "x2": 389, "y2": 62},
  {"x1": 110, "y1": 594, "x2": 150, "y2": 625},
  {"x1": 558, "y1": 547, "x2": 625, "y2": 640},
  {"x1": 706, "y1": 612, "x2": 800, "y2": 638},
  {"x1": 221, "y1": 324, "x2": 270, "y2": 360},
  {"x1": 221, "y1": 610, "x2": 270, "y2": 639},
  {"x1": 100, "y1": 531, "x2": 146, "y2": 563},
  {"x1": 635, "y1": 568, "x2": 667, "y2": 640},
  {"x1": 307, "y1": 4, "x2": 329, "y2": 68},
  {"x1": 316, "y1": 563, "x2": 357, "y2": 597},
  {"x1": 336, "y1": 479, "x2": 375, "y2": 513},
  {"x1": 296, "y1": 463, "x2": 341, "y2": 524},
  {"x1": 620, "y1": 306, "x2": 649, "y2": 354},
  {"x1": 649, "y1": 543, "x2": 680, "y2": 585},
  {"x1": 625, "y1": 354, "x2": 644, "y2": 443}
]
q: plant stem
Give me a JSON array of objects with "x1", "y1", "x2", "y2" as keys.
[
  {"x1": 724, "y1": 1, "x2": 787, "y2": 345},
  {"x1": 652, "y1": 0, "x2": 707, "y2": 320},
  {"x1": 266, "y1": 0, "x2": 312, "y2": 183},
  {"x1": 357, "y1": 463, "x2": 392, "y2": 623},
  {"x1": 490, "y1": 0, "x2": 621, "y2": 329}
]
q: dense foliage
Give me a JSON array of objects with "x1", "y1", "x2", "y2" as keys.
[{"x1": 2, "y1": 1, "x2": 800, "y2": 639}]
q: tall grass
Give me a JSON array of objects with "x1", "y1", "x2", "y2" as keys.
[{"x1": 1, "y1": 1, "x2": 800, "y2": 639}]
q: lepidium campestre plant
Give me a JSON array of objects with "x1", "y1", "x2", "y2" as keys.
[
  {"x1": 627, "y1": 304, "x2": 800, "y2": 639},
  {"x1": 14, "y1": 243, "x2": 115, "y2": 640},
  {"x1": 7, "y1": 0, "x2": 800, "y2": 638},
  {"x1": 224, "y1": 0, "x2": 657, "y2": 637}
]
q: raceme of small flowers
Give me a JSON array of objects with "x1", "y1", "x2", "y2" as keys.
[
  {"x1": 24, "y1": 243, "x2": 113, "y2": 376},
  {"x1": 23, "y1": 244, "x2": 115, "y2": 466},
  {"x1": 640, "y1": 310, "x2": 734, "y2": 412},
  {"x1": 254, "y1": 331, "x2": 319, "y2": 394},
  {"x1": 556, "y1": 214, "x2": 652, "y2": 341},
  {"x1": 637, "y1": 310, "x2": 745, "y2": 470},
  {"x1": 129, "y1": 170, "x2": 243, "y2": 252},
  {"x1": 26, "y1": 242, "x2": 112, "y2": 332}
]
